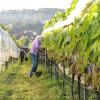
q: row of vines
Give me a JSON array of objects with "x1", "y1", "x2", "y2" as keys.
[
  {"x1": 42, "y1": 0, "x2": 100, "y2": 99},
  {"x1": 0, "y1": 27, "x2": 19, "y2": 68}
]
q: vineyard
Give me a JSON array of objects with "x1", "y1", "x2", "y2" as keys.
[
  {"x1": 0, "y1": 0, "x2": 100, "y2": 100},
  {"x1": 41, "y1": 0, "x2": 100, "y2": 100},
  {"x1": 0, "y1": 27, "x2": 19, "y2": 71}
]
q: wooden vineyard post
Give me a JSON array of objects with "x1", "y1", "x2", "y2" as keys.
[
  {"x1": 45, "y1": 49, "x2": 47, "y2": 69},
  {"x1": 84, "y1": 84, "x2": 88, "y2": 100},
  {"x1": 77, "y1": 74, "x2": 81, "y2": 100},
  {"x1": 50, "y1": 59, "x2": 53, "y2": 77},
  {"x1": 5, "y1": 61, "x2": 8, "y2": 70},
  {"x1": 62, "y1": 64, "x2": 66, "y2": 96},
  {"x1": 71, "y1": 73, "x2": 75, "y2": 100},
  {"x1": 54, "y1": 59, "x2": 58, "y2": 80}
]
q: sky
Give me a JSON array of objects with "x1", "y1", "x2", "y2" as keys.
[{"x1": 0, "y1": 0, "x2": 72, "y2": 11}]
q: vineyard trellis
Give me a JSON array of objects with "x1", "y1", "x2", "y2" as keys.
[
  {"x1": 0, "y1": 27, "x2": 19, "y2": 70},
  {"x1": 39, "y1": 48, "x2": 98, "y2": 100},
  {"x1": 41, "y1": 0, "x2": 100, "y2": 100}
]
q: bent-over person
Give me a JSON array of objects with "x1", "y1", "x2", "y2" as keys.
[{"x1": 29, "y1": 35, "x2": 43, "y2": 78}]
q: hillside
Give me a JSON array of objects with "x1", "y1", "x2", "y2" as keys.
[{"x1": 0, "y1": 8, "x2": 64, "y2": 38}]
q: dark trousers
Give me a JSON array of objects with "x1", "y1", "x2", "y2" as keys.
[
  {"x1": 29, "y1": 53, "x2": 38, "y2": 76},
  {"x1": 20, "y1": 56, "x2": 24, "y2": 64}
]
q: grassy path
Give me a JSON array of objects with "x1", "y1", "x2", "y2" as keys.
[{"x1": 0, "y1": 61, "x2": 65, "y2": 100}]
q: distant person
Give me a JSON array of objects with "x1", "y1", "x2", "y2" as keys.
[
  {"x1": 20, "y1": 49, "x2": 26, "y2": 64},
  {"x1": 29, "y1": 35, "x2": 43, "y2": 78}
]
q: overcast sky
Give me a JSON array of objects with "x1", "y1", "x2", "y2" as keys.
[{"x1": 0, "y1": 0, "x2": 72, "y2": 11}]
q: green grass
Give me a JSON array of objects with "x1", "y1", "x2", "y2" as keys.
[
  {"x1": 0, "y1": 61, "x2": 66, "y2": 100},
  {"x1": 0, "y1": 60, "x2": 97, "y2": 100}
]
